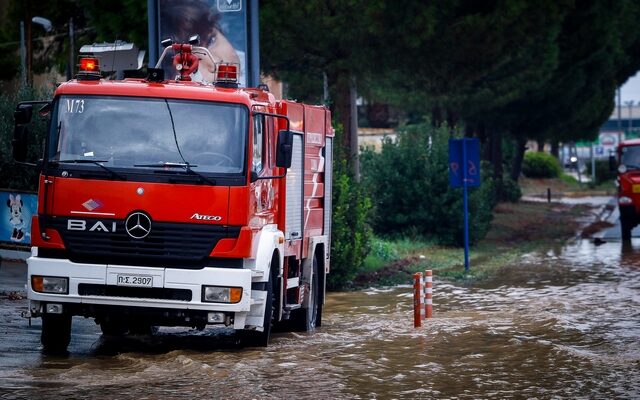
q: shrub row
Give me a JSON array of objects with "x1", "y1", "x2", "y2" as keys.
[{"x1": 360, "y1": 123, "x2": 496, "y2": 246}]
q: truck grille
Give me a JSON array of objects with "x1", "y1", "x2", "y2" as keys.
[
  {"x1": 78, "y1": 284, "x2": 192, "y2": 301},
  {"x1": 47, "y1": 217, "x2": 240, "y2": 268}
]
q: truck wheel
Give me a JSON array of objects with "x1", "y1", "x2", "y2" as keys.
[
  {"x1": 41, "y1": 313, "x2": 72, "y2": 354},
  {"x1": 242, "y1": 266, "x2": 276, "y2": 347},
  {"x1": 621, "y1": 214, "x2": 634, "y2": 240},
  {"x1": 291, "y1": 256, "x2": 319, "y2": 332}
]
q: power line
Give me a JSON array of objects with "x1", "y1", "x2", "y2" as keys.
[{"x1": 0, "y1": 27, "x2": 94, "y2": 48}]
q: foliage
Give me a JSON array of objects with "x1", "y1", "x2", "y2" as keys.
[
  {"x1": 499, "y1": 178, "x2": 522, "y2": 203},
  {"x1": 0, "y1": 0, "x2": 147, "y2": 82},
  {"x1": 369, "y1": 237, "x2": 399, "y2": 262},
  {"x1": 522, "y1": 151, "x2": 562, "y2": 178},
  {"x1": 361, "y1": 122, "x2": 496, "y2": 246},
  {"x1": 0, "y1": 84, "x2": 52, "y2": 191},
  {"x1": 594, "y1": 159, "x2": 616, "y2": 184},
  {"x1": 328, "y1": 126, "x2": 372, "y2": 290}
]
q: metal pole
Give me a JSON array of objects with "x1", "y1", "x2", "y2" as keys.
[
  {"x1": 413, "y1": 272, "x2": 422, "y2": 328},
  {"x1": 424, "y1": 270, "x2": 433, "y2": 319},
  {"x1": 147, "y1": 0, "x2": 159, "y2": 66},
  {"x1": 618, "y1": 89, "x2": 623, "y2": 144},
  {"x1": 591, "y1": 143, "x2": 595, "y2": 184},
  {"x1": 462, "y1": 138, "x2": 470, "y2": 272},
  {"x1": 68, "y1": 18, "x2": 74, "y2": 80},
  {"x1": 20, "y1": 21, "x2": 26, "y2": 84},
  {"x1": 249, "y1": 0, "x2": 260, "y2": 87},
  {"x1": 628, "y1": 101, "x2": 634, "y2": 135}
]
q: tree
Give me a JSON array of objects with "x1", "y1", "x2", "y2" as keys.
[
  {"x1": 261, "y1": 0, "x2": 381, "y2": 176},
  {"x1": 0, "y1": 0, "x2": 147, "y2": 84}
]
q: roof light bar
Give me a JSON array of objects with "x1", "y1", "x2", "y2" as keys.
[{"x1": 215, "y1": 63, "x2": 239, "y2": 88}]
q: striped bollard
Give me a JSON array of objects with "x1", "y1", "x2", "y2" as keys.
[
  {"x1": 424, "y1": 270, "x2": 433, "y2": 319},
  {"x1": 413, "y1": 272, "x2": 423, "y2": 327}
]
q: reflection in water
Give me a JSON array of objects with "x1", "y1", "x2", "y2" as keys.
[{"x1": 1, "y1": 239, "x2": 639, "y2": 399}]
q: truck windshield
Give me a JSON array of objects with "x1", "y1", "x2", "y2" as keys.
[
  {"x1": 48, "y1": 95, "x2": 247, "y2": 174},
  {"x1": 621, "y1": 145, "x2": 640, "y2": 168}
]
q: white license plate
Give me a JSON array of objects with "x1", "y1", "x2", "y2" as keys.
[{"x1": 116, "y1": 274, "x2": 153, "y2": 287}]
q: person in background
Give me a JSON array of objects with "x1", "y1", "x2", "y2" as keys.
[{"x1": 160, "y1": 0, "x2": 242, "y2": 84}]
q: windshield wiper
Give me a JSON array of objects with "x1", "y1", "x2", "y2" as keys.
[
  {"x1": 52, "y1": 159, "x2": 126, "y2": 180},
  {"x1": 134, "y1": 162, "x2": 216, "y2": 185}
]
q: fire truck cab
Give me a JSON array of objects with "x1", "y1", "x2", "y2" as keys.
[
  {"x1": 615, "y1": 139, "x2": 640, "y2": 239},
  {"x1": 13, "y1": 43, "x2": 334, "y2": 353}
]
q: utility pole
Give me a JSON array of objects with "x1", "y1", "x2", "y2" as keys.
[
  {"x1": 618, "y1": 89, "x2": 623, "y2": 144},
  {"x1": 626, "y1": 100, "x2": 635, "y2": 135}
]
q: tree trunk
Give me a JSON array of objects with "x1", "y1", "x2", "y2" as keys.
[
  {"x1": 537, "y1": 139, "x2": 545, "y2": 152},
  {"x1": 25, "y1": 0, "x2": 33, "y2": 84},
  {"x1": 490, "y1": 130, "x2": 503, "y2": 199},
  {"x1": 550, "y1": 140, "x2": 559, "y2": 159},
  {"x1": 327, "y1": 69, "x2": 359, "y2": 178},
  {"x1": 349, "y1": 76, "x2": 359, "y2": 180},
  {"x1": 510, "y1": 135, "x2": 528, "y2": 182}
]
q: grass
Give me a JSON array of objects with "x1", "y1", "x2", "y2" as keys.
[{"x1": 355, "y1": 181, "x2": 600, "y2": 288}]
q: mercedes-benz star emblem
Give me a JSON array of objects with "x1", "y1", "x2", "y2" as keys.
[{"x1": 125, "y1": 212, "x2": 152, "y2": 239}]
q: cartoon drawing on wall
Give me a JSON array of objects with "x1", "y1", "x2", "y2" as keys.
[
  {"x1": 8, "y1": 194, "x2": 25, "y2": 242},
  {"x1": 1, "y1": 191, "x2": 37, "y2": 245}
]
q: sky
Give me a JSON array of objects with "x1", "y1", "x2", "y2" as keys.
[{"x1": 618, "y1": 71, "x2": 640, "y2": 104}]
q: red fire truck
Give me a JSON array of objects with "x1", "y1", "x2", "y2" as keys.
[
  {"x1": 13, "y1": 41, "x2": 334, "y2": 353},
  {"x1": 615, "y1": 138, "x2": 640, "y2": 239}
]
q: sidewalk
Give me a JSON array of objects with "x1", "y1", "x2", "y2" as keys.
[{"x1": 0, "y1": 259, "x2": 27, "y2": 294}]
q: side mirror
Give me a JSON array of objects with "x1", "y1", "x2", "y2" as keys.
[
  {"x1": 12, "y1": 104, "x2": 33, "y2": 162},
  {"x1": 276, "y1": 130, "x2": 293, "y2": 169},
  {"x1": 15, "y1": 103, "x2": 33, "y2": 125}
]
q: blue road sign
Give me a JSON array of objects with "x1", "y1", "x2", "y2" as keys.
[
  {"x1": 448, "y1": 138, "x2": 481, "y2": 273},
  {"x1": 449, "y1": 138, "x2": 480, "y2": 188}
]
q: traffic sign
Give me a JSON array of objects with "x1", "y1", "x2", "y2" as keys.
[
  {"x1": 448, "y1": 137, "x2": 481, "y2": 273},
  {"x1": 449, "y1": 138, "x2": 480, "y2": 188}
]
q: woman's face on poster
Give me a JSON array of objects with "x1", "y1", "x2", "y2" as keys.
[{"x1": 197, "y1": 27, "x2": 241, "y2": 83}]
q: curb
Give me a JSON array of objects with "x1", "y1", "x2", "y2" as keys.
[{"x1": 0, "y1": 249, "x2": 29, "y2": 263}]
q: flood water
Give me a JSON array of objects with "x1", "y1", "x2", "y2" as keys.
[{"x1": 1, "y1": 237, "x2": 639, "y2": 399}]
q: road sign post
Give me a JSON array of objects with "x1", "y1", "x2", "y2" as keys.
[{"x1": 449, "y1": 138, "x2": 480, "y2": 273}]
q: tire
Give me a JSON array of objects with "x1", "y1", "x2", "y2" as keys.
[
  {"x1": 41, "y1": 314, "x2": 72, "y2": 354},
  {"x1": 620, "y1": 207, "x2": 635, "y2": 240},
  {"x1": 290, "y1": 256, "x2": 319, "y2": 332},
  {"x1": 242, "y1": 266, "x2": 276, "y2": 347}
]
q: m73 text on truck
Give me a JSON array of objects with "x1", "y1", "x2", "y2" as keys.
[{"x1": 13, "y1": 41, "x2": 334, "y2": 353}]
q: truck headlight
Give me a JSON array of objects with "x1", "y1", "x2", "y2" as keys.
[
  {"x1": 619, "y1": 196, "x2": 633, "y2": 205},
  {"x1": 31, "y1": 276, "x2": 68, "y2": 294},
  {"x1": 202, "y1": 286, "x2": 242, "y2": 303}
]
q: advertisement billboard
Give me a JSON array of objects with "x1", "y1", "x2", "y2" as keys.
[
  {"x1": 155, "y1": 0, "x2": 255, "y2": 87},
  {"x1": 0, "y1": 191, "x2": 37, "y2": 246}
]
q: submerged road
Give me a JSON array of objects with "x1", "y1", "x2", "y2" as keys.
[{"x1": 0, "y1": 208, "x2": 639, "y2": 398}]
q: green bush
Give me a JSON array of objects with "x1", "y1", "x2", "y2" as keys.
[
  {"x1": 361, "y1": 122, "x2": 496, "y2": 246},
  {"x1": 594, "y1": 159, "x2": 616, "y2": 184},
  {"x1": 327, "y1": 127, "x2": 372, "y2": 290},
  {"x1": 499, "y1": 177, "x2": 522, "y2": 202},
  {"x1": 522, "y1": 151, "x2": 561, "y2": 178}
]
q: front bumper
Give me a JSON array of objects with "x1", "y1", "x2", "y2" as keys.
[{"x1": 26, "y1": 255, "x2": 265, "y2": 330}]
